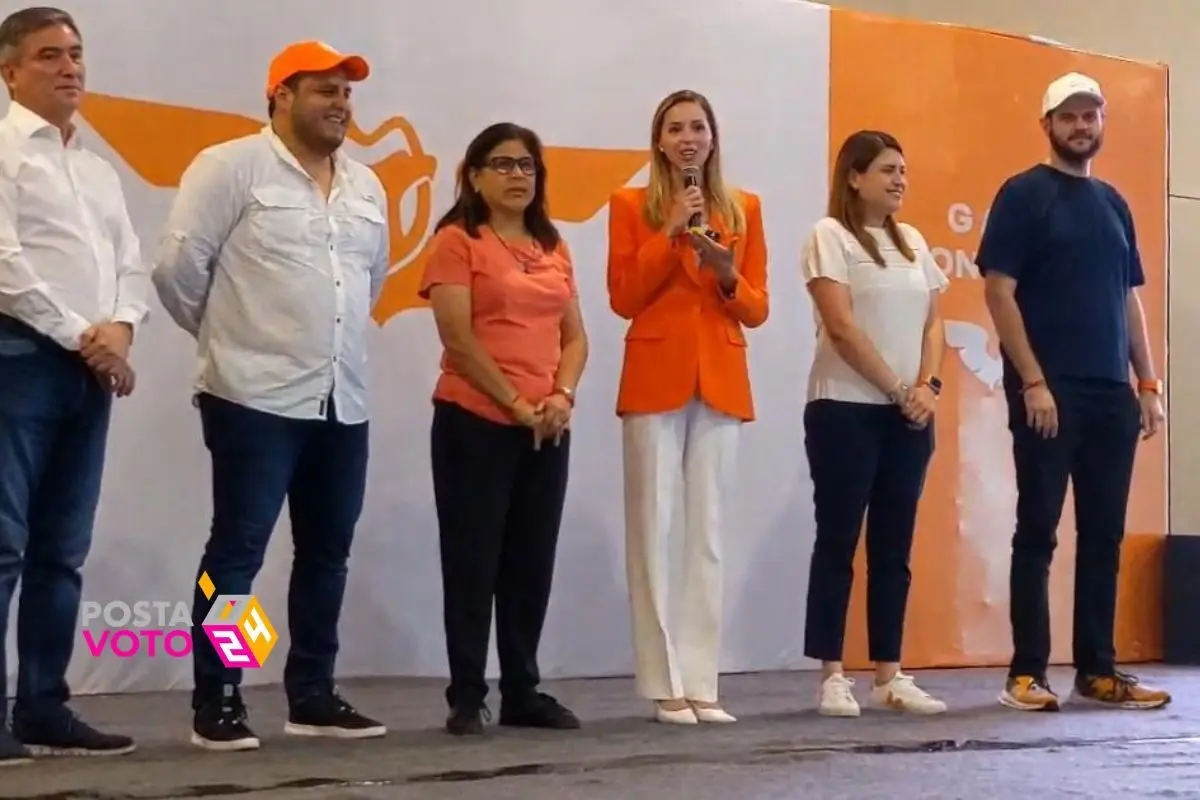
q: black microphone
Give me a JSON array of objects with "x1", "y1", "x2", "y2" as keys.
[{"x1": 682, "y1": 165, "x2": 702, "y2": 229}]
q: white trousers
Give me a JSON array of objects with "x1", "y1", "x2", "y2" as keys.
[{"x1": 622, "y1": 399, "x2": 740, "y2": 703}]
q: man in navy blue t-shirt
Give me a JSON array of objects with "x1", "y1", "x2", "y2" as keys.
[{"x1": 977, "y1": 72, "x2": 1169, "y2": 713}]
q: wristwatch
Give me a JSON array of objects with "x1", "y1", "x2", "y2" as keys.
[
  {"x1": 553, "y1": 385, "x2": 575, "y2": 406},
  {"x1": 918, "y1": 376, "x2": 943, "y2": 397},
  {"x1": 887, "y1": 382, "x2": 910, "y2": 405},
  {"x1": 1138, "y1": 379, "x2": 1163, "y2": 395}
]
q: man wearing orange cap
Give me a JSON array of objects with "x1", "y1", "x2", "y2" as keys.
[{"x1": 152, "y1": 41, "x2": 389, "y2": 751}]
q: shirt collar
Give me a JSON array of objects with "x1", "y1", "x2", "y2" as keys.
[
  {"x1": 262, "y1": 124, "x2": 349, "y2": 184},
  {"x1": 4, "y1": 101, "x2": 80, "y2": 147}
]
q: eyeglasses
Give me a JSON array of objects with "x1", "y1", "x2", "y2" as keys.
[{"x1": 486, "y1": 156, "x2": 537, "y2": 176}]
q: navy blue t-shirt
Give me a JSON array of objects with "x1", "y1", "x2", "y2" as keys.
[{"x1": 976, "y1": 164, "x2": 1143, "y2": 387}]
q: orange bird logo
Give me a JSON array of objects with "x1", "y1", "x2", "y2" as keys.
[{"x1": 77, "y1": 93, "x2": 650, "y2": 325}]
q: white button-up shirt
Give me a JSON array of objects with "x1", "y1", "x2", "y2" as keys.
[
  {"x1": 0, "y1": 101, "x2": 150, "y2": 349},
  {"x1": 152, "y1": 127, "x2": 390, "y2": 424}
]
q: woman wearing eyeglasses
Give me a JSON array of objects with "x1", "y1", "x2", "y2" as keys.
[
  {"x1": 800, "y1": 130, "x2": 948, "y2": 717},
  {"x1": 419, "y1": 122, "x2": 589, "y2": 736},
  {"x1": 606, "y1": 89, "x2": 770, "y2": 725}
]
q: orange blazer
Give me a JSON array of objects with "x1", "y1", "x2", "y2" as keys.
[{"x1": 606, "y1": 185, "x2": 769, "y2": 422}]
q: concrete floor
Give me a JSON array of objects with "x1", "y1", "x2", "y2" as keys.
[{"x1": 2, "y1": 666, "x2": 1198, "y2": 799}]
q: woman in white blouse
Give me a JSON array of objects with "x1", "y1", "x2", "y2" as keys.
[{"x1": 799, "y1": 130, "x2": 949, "y2": 718}]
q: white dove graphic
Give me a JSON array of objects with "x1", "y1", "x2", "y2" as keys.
[{"x1": 945, "y1": 320, "x2": 1004, "y2": 390}]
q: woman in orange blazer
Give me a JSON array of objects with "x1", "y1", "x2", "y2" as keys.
[{"x1": 606, "y1": 89, "x2": 769, "y2": 725}]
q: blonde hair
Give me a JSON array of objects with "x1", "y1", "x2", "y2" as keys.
[{"x1": 642, "y1": 89, "x2": 745, "y2": 236}]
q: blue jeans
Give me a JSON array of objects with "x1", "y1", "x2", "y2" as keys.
[
  {"x1": 0, "y1": 315, "x2": 111, "y2": 726},
  {"x1": 189, "y1": 393, "x2": 369, "y2": 709}
]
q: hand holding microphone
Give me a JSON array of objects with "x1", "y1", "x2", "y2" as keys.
[
  {"x1": 676, "y1": 165, "x2": 736, "y2": 287},
  {"x1": 682, "y1": 165, "x2": 705, "y2": 230},
  {"x1": 668, "y1": 165, "x2": 706, "y2": 236}
]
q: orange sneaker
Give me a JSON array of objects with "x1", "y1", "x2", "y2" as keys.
[
  {"x1": 999, "y1": 675, "x2": 1061, "y2": 711},
  {"x1": 1074, "y1": 672, "x2": 1171, "y2": 710}
]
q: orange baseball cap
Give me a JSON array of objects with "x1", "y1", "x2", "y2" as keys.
[{"x1": 265, "y1": 40, "x2": 370, "y2": 99}]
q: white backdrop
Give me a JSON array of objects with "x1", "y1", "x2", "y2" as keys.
[{"x1": 2, "y1": 0, "x2": 829, "y2": 694}]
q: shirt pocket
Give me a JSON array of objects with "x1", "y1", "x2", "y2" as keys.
[
  {"x1": 336, "y1": 197, "x2": 386, "y2": 264},
  {"x1": 247, "y1": 187, "x2": 321, "y2": 258}
]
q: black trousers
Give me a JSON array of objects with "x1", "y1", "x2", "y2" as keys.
[
  {"x1": 1006, "y1": 378, "x2": 1140, "y2": 679},
  {"x1": 430, "y1": 400, "x2": 570, "y2": 710},
  {"x1": 189, "y1": 393, "x2": 368, "y2": 709},
  {"x1": 802, "y1": 399, "x2": 934, "y2": 664}
]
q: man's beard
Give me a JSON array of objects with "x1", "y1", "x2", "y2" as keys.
[
  {"x1": 1050, "y1": 132, "x2": 1102, "y2": 168},
  {"x1": 293, "y1": 109, "x2": 347, "y2": 153}
]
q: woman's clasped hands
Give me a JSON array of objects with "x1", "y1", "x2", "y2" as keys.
[
  {"x1": 900, "y1": 382, "x2": 938, "y2": 429},
  {"x1": 511, "y1": 393, "x2": 572, "y2": 450}
]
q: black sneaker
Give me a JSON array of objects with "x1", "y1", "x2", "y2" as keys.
[
  {"x1": 0, "y1": 727, "x2": 32, "y2": 766},
  {"x1": 499, "y1": 692, "x2": 581, "y2": 730},
  {"x1": 12, "y1": 709, "x2": 135, "y2": 757},
  {"x1": 445, "y1": 703, "x2": 490, "y2": 736},
  {"x1": 284, "y1": 689, "x2": 386, "y2": 739},
  {"x1": 191, "y1": 687, "x2": 260, "y2": 751}
]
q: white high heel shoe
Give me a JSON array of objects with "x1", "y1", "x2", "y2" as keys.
[
  {"x1": 654, "y1": 703, "x2": 698, "y2": 724},
  {"x1": 691, "y1": 704, "x2": 737, "y2": 723}
]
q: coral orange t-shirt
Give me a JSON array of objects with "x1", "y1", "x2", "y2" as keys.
[{"x1": 418, "y1": 224, "x2": 577, "y2": 425}]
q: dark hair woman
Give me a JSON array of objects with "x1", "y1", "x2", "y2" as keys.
[{"x1": 419, "y1": 122, "x2": 589, "y2": 736}]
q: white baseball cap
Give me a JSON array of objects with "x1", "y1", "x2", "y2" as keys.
[{"x1": 1041, "y1": 72, "x2": 1105, "y2": 116}]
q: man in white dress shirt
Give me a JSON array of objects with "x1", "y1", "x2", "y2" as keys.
[
  {"x1": 0, "y1": 7, "x2": 146, "y2": 764},
  {"x1": 153, "y1": 40, "x2": 390, "y2": 752}
]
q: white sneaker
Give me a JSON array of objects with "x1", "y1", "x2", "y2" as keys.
[
  {"x1": 872, "y1": 673, "x2": 947, "y2": 715},
  {"x1": 818, "y1": 673, "x2": 861, "y2": 717}
]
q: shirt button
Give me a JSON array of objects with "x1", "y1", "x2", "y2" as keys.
[{"x1": 336, "y1": 317, "x2": 342, "y2": 324}]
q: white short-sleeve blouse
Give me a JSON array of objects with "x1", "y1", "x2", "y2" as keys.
[{"x1": 801, "y1": 216, "x2": 950, "y2": 405}]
